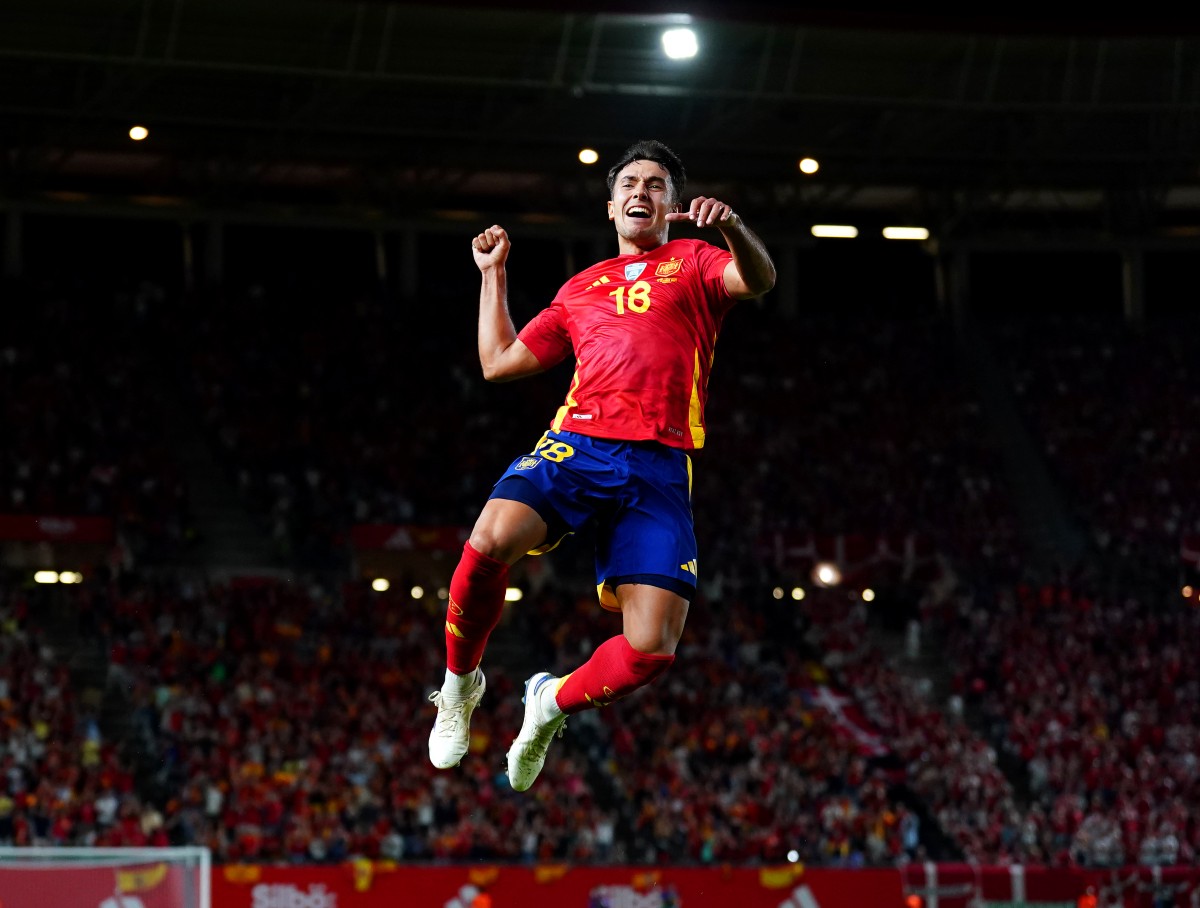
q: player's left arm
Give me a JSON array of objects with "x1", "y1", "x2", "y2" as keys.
[{"x1": 669, "y1": 197, "x2": 776, "y2": 299}]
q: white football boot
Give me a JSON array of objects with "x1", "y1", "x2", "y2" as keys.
[
  {"x1": 427, "y1": 668, "x2": 486, "y2": 769},
  {"x1": 506, "y1": 671, "x2": 568, "y2": 791}
]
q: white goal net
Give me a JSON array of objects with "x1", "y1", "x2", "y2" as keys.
[{"x1": 0, "y1": 846, "x2": 210, "y2": 908}]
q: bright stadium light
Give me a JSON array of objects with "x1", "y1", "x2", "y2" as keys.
[
  {"x1": 1184, "y1": 585, "x2": 1194, "y2": 599},
  {"x1": 772, "y1": 587, "x2": 785, "y2": 600},
  {"x1": 437, "y1": 586, "x2": 449, "y2": 600},
  {"x1": 34, "y1": 571, "x2": 59, "y2": 584},
  {"x1": 661, "y1": 27, "x2": 698, "y2": 59},
  {"x1": 798, "y1": 157, "x2": 819, "y2": 174},
  {"x1": 883, "y1": 226, "x2": 930, "y2": 240},
  {"x1": 371, "y1": 578, "x2": 390, "y2": 592},
  {"x1": 578, "y1": 148, "x2": 599, "y2": 165},
  {"x1": 129, "y1": 125, "x2": 148, "y2": 141},
  {"x1": 861, "y1": 588, "x2": 876, "y2": 602},
  {"x1": 505, "y1": 587, "x2": 524, "y2": 602},
  {"x1": 813, "y1": 562, "x2": 842, "y2": 587},
  {"x1": 410, "y1": 585, "x2": 425, "y2": 599},
  {"x1": 787, "y1": 849, "x2": 800, "y2": 863},
  {"x1": 811, "y1": 225, "x2": 858, "y2": 238},
  {"x1": 791, "y1": 586, "x2": 806, "y2": 601},
  {"x1": 58, "y1": 571, "x2": 83, "y2": 584}
]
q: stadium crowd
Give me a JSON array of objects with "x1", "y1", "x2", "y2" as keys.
[
  {"x1": 1, "y1": 281, "x2": 192, "y2": 564},
  {"x1": 993, "y1": 315, "x2": 1200, "y2": 587},
  {"x1": 938, "y1": 580, "x2": 1199, "y2": 866},
  {"x1": 700, "y1": 313, "x2": 1019, "y2": 586},
  {"x1": 512, "y1": 583, "x2": 929, "y2": 866},
  {"x1": 11, "y1": 571, "x2": 931, "y2": 866},
  {"x1": 22, "y1": 566, "x2": 1194, "y2": 869},
  {"x1": 176, "y1": 288, "x2": 563, "y2": 572},
  {"x1": 166, "y1": 284, "x2": 1021, "y2": 596},
  {"x1": 92, "y1": 575, "x2": 621, "y2": 864},
  {"x1": 0, "y1": 581, "x2": 160, "y2": 849},
  {"x1": 1, "y1": 276, "x2": 1198, "y2": 871}
]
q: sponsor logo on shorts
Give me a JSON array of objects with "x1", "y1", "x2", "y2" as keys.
[
  {"x1": 515, "y1": 457, "x2": 540, "y2": 470},
  {"x1": 680, "y1": 560, "x2": 697, "y2": 575}
]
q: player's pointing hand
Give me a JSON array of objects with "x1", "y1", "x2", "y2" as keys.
[
  {"x1": 665, "y1": 196, "x2": 738, "y2": 229},
  {"x1": 472, "y1": 225, "x2": 510, "y2": 271}
]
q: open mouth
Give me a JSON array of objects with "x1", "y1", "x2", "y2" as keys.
[{"x1": 626, "y1": 205, "x2": 652, "y2": 219}]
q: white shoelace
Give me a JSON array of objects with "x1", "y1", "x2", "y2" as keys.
[{"x1": 428, "y1": 690, "x2": 471, "y2": 737}]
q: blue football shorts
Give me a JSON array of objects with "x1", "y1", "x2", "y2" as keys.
[{"x1": 489, "y1": 429, "x2": 698, "y2": 609}]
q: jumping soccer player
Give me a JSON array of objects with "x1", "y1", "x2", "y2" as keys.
[{"x1": 428, "y1": 139, "x2": 776, "y2": 791}]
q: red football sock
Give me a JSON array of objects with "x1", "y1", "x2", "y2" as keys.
[
  {"x1": 555, "y1": 635, "x2": 675, "y2": 715},
  {"x1": 444, "y1": 541, "x2": 509, "y2": 675}
]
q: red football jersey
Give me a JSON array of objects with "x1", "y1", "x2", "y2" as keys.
[{"x1": 517, "y1": 237, "x2": 736, "y2": 450}]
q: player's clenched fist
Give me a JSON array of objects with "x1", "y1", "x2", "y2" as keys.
[{"x1": 471, "y1": 225, "x2": 510, "y2": 270}]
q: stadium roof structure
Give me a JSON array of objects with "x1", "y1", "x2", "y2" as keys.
[{"x1": 3, "y1": 0, "x2": 1200, "y2": 243}]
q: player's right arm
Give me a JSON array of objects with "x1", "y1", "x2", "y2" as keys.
[{"x1": 473, "y1": 225, "x2": 544, "y2": 383}]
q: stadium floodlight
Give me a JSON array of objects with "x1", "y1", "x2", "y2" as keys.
[
  {"x1": 798, "y1": 157, "x2": 819, "y2": 174},
  {"x1": 505, "y1": 587, "x2": 524, "y2": 602},
  {"x1": 883, "y1": 226, "x2": 930, "y2": 240},
  {"x1": 862, "y1": 588, "x2": 876, "y2": 602},
  {"x1": 772, "y1": 587, "x2": 785, "y2": 600},
  {"x1": 410, "y1": 585, "x2": 425, "y2": 599},
  {"x1": 1184, "y1": 585, "x2": 1194, "y2": 598},
  {"x1": 0, "y1": 846, "x2": 210, "y2": 908},
  {"x1": 371, "y1": 577, "x2": 390, "y2": 592},
  {"x1": 578, "y1": 148, "x2": 599, "y2": 165},
  {"x1": 58, "y1": 571, "x2": 83, "y2": 584},
  {"x1": 813, "y1": 562, "x2": 842, "y2": 587},
  {"x1": 661, "y1": 27, "x2": 698, "y2": 59},
  {"x1": 790, "y1": 586, "x2": 806, "y2": 601},
  {"x1": 811, "y1": 225, "x2": 857, "y2": 238},
  {"x1": 129, "y1": 125, "x2": 148, "y2": 141},
  {"x1": 33, "y1": 571, "x2": 58, "y2": 584}
]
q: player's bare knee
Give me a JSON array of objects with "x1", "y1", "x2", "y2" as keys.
[
  {"x1": 624, "y1": 628, "x2": 681, "y2": 657},
  {"x1": 467, "y1": 528, "x2": 514, "y2": 563}
]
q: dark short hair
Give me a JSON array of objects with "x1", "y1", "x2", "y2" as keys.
[{"x1": 606, "y1": 140, "x2": 687, "y2": 205}]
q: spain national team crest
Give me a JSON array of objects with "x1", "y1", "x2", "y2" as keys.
[
  {"x1": 655, "y1": 257, "x2": 682, "y2": 277},
  {"x1": 624, "y1": 262, "x2": 647, "y2": 280},
  {"x1": 515, "y1": 456, "x2": 540, "y2": 471}
]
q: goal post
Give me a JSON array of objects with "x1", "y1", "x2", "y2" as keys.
[{"x1": 0, "y1": 846, "x2": 211, "y2": 908}]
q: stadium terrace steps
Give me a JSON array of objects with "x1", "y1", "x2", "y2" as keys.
[
  {"x1": 161, "y1": 398, "x2": 283, "y2": 573},
  {"x1": 957, "y1": 322, "x2": 1088, "y2": 568}
]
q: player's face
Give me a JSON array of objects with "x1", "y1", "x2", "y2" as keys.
[{"x1": 607, "y1": 160, "x2": 678, "y2": 251}]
